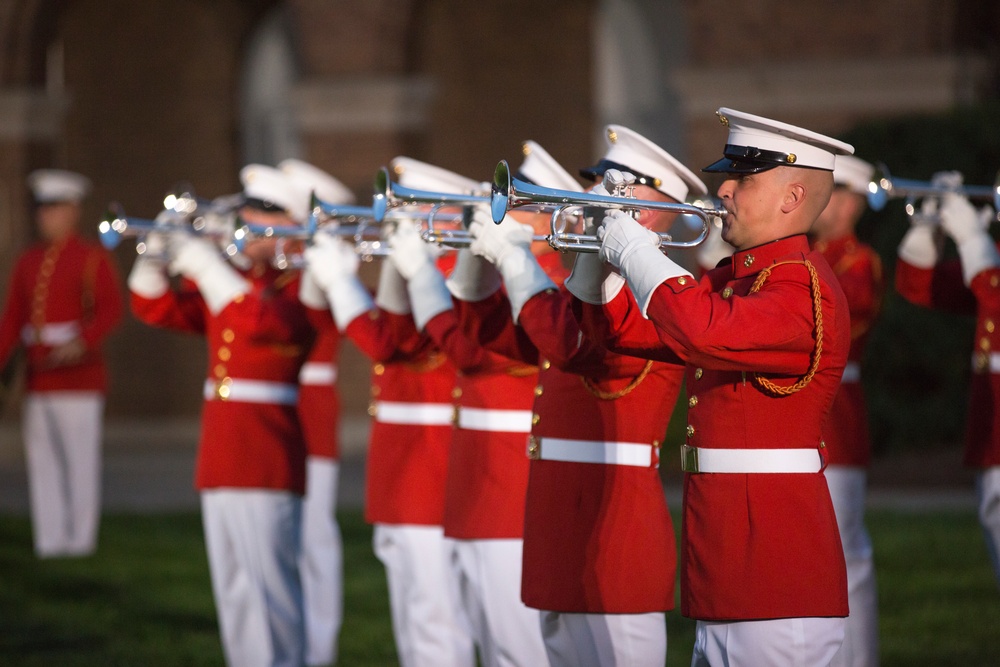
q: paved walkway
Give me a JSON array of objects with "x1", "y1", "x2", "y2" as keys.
[{"x1": 0, "y1": 418, "x2": 979, "y2": 515}]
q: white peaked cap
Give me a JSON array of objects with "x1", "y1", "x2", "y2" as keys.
[
  {"x1": 390, "y1": 156, "x2": 484, "y2": 194},
  {"x1": 239, "y1": 163, "x2": 308, "y2": 221},
  {"x1": 516, "y1": 141, "x2": 583, "y2": 192},
  {"x1": 832, "y1": 154, "x2": 875, "y2": 197},
  {"x1": 704, "y1": 107, "x2": 854, "y2": 173},
  {"x1": 28, "y1": 169, "x2": 92, "y2": 204},
  {"x1": 278, "y1": 158, "x2": 356, "y2": 206},
  {"x1": 580, "y1": 125, "x2": 708, "y2": 202}
]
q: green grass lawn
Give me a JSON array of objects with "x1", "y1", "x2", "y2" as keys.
[{"x1": 0, "y1": 509, "x2": 998, "y2": 666}]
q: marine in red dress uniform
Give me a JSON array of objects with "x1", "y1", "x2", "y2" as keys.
[
  {"x1": 129, "y1": 164, "x2": 315, "y2": 667},
  {"x1": 301, "y1": 159, "x2": 474, "y2": 667},
  {"x1": 582, "y1": 109, "x2": 853, "y2": 667},
  {"x1": 457, "y1": 128, "x2": 707, "y2": 667},
  {"x1": 811, "y1": 154, "x2": 884, "y2": 667},
  {"x1": 0, "y1": 169, "x2": 121, "y2": 558},
  {"x1": 279, "y1": 158, "x2": 357, "y2": 667},
  {"x1": 895, "y1": 177, "x2": 1000, "y2": 587}
]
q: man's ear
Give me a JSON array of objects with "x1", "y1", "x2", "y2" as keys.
[{"x1": 780, "y1": 181, "x2": 806, "y2": 214}]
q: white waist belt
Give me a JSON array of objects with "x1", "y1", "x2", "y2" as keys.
[
  {"x1": 973, "y1": 352, "x2": 1000, "y2": 374},
  {"x1": 841, "y1": 361, "x2": 861, "y2": 384},
  {"x1": 21, "y1": 321, "x2": 81, "y2": 346},
  {"x1": 681, "y1": 445, "x2": 822, "y2": 473},
  {"x1": 458, "y1": 407, "x2": 533, "y2": 433},
  {"x1": 375, "y1": 401, "x2": 454, "y2": 426},
  {"x1": 299, "y1": 362, "x2": 338, "y2": 386},
  {"x1": 529, "y1": 436, "x2": 655, "y2": 468},
  {"x1": 203, "y1": 379, "x2": 299, "y2": 405}
]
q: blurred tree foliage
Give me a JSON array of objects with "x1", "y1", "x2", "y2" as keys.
[{"x1": 842, "y1": 100, "x2": 1000, "y2": 454}]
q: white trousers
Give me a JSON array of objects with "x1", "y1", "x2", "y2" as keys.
[
  {"x1": 976, "y1": 466, "x2": 1000, "y2": 588},
  {"x1": 447, "y1": 537, "x2": 547, "y2": 667},
  {"x1": 372, "y1": 524, "x2": 475, "y2": 667},
  {"x1": 300, "y1": 457, "x2": 343, "y2": 666},
  {"x1": 825, "y1": 466, "x2": 880, "y2": 667},
  {"x1": 23, "y1": 392, "x2": 103, "y2": 558},
  {"x1": 540, "y1": 610, "x2": 666, "y2": 667},
  {"x1": 201, "y1": 489, "x2": 305, "y2": 667},
  {"x1": 692, "y1": 617, "x2": 845, "y2": 667}
]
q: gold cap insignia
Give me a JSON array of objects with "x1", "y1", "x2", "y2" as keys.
[
  {"x1": 716, "y1": 111, "x2": 729, "y2": 126},
  {"x1": 393, "y1": 164, "x2": 404, "y2": 176},
  {"x1": 607, "y1": 128, "x2": 618, "y2": 144},
  {"x1": 521, "y1": 142, "x2": 531, "y2": 156}
]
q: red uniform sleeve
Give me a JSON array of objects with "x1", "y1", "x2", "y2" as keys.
[
  {"x1": 645, "y1": 266, "x2": 823, "y2": 374},
  {"x1": 344, "y1": 308, "x2": 439, "y2": 364},
  {"x1": 452, "y1": 291, "x2": 541, "y2": 365},
  {"x1": 895, "y1": 256, "x2": 976, "y2": 315},
  {"x1": 423, "y1": 306, "x2": 525, "y2": 373},
  {"x1": 835, "y1": 248, "x2": 884, "y2": 343},
  {"x1": 130, "y1": 277, "x2": 208, "y2": 334},
  {"x1": 80, "y1": 251, "x2": 123, "y2": 349}
]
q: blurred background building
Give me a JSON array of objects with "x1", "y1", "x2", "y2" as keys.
[{"x1": 1, "y1": 0, "x2": 998, "y2": 455}]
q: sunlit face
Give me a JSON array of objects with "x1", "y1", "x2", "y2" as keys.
[
  {"x1": 714, "y1": 169, "x2": 788, "y2": 250},
  {"x1": 239, "y1": 206, "x2": 299, "y2": 263},
  {"x1": 36, "y1": 202, "x2": 81, "y2": 243}
]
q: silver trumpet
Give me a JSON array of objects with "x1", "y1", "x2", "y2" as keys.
[
  {"x1": 371, "y1": 166, "x2": 554, "y2": 249},
  {"x1": 867, "y1": 163, "x2": 1000, "y2": 213},
  {"x1": 490, "y1": 160, "x2": 726, "y2": 253}
]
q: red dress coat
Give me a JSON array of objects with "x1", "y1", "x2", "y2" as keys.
[
  {"x1": 0, "y1": 234, "x2": 122, "y2": 392},
  {"x1": 896, "y1": 246, "x2": 1000, "y2": 467},
  {"x1": 298, "y1": 321, "x2": 342, "y2": 461},
  {"x1": 580, "y1": 234, "x2": 850, "y2": 621},
  {"x1": 455, "y1": 252, "x2": 681, "y2": 614},
  {"x1": 132, "y1": 266, "x2": 314, "y2": 494},
  {"x1": 345, "y1": 305, "x2": 456, "y2": 527},
  {"x1": 813, "y1": 234, "x2": 884, "y2": 466}
]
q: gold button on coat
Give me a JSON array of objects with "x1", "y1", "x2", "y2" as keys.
[
  {"x1": 721, "y1": 287, "x2": 733, "y2": 299},
  {"x1": 686, "y1": 425, "x2": 695, "y2": 437},
  {"x1": 694, "y1": 368, "x2": 703, "y2": 380},
  {"x1": 688, "y1": 396, "x2": 698, "y2": 408}
]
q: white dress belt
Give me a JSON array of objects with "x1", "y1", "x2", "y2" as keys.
[
  {"x1": 457, "y1": 407, "x2": 533, "y2": 433},
  {"x1": 374, "y1": 401, "x2": 455, "y2": 426},
  {"x1": 528, "y1": 436, "x2": 656, "y2": 468},
  {"x1": 680, "y1": 444, "x2": 822, "y2": 473},
  {"x1": 21, "y1": 321, "x2": 81, "y2": 346},
  {"x1": 299, "y1": 362, "x2": 338, "y2": 386},
  {"x1": 203, "y1": 378, "x2": 299, "y2": 405},
  {"x1": 841, "y1": 361, "x2": 861, "y2": 384}
]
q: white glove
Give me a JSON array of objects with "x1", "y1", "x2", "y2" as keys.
[
  {"x1": 696, "y1": 219, "x2": 733, "y2": 271},
  {"x1": 939, "y1": 194, "x2": 1000, "y2": 285},
  {"x1": 298, "y1": 266, "x2": 328, "y2": 310},
  {"x1": 127, "y1": 255, "x2": 170, "y2": 299},
  {"x1": 303, "y1": 234, "x2": 374, "y2": 330},
  {"x1": 445, "y1": 249, "x2": 502, "y2": 301},
  {"x1": 303, "y1": 233, "x2": 361, "y2": 291},
  {"x1": 468, "y1": 209, "x2": 534, "y2": 267},
  {"x1": 897, "y1": 196, "x2": 941, "y2": 268},
  {"x1": 939, "y1": 194, "x2": 988, "y2": 245},
  {"x1": 388, "y1": 219, "x2": 435, "y2": 280},
  {"x1": 564, "y1": 208, "x2": 625, "y2": 304},
  {"x1": 598, "y1": 209, "x2": 691, "y2": 316},
  {"x1": 168, "y1": 235, "x2": 249, "y2": 315},
  {"x1": 374, "y1": 259, "x2": 411, "y2": 315},
  {"x1": 469, "y1": 211, "x2": 555, "y2": 322}
]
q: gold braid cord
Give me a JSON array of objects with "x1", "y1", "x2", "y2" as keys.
[
  {"x1": 747, "y1": 260, "x2": 824, "y2": 396},
  {"x1": 582, "y1": 359, "x2": 654, "y2": 400}
]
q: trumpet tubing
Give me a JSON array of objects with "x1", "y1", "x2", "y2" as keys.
[
  {"x1": 867, "y1": 163, "x2": 1000, "y2": 212},
  {"x1": 490, "y1": 160, "x2": 725, "y2": 253},
  {"x1": 372, "y1": 166, "x2": 489, "y2": 222}
]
